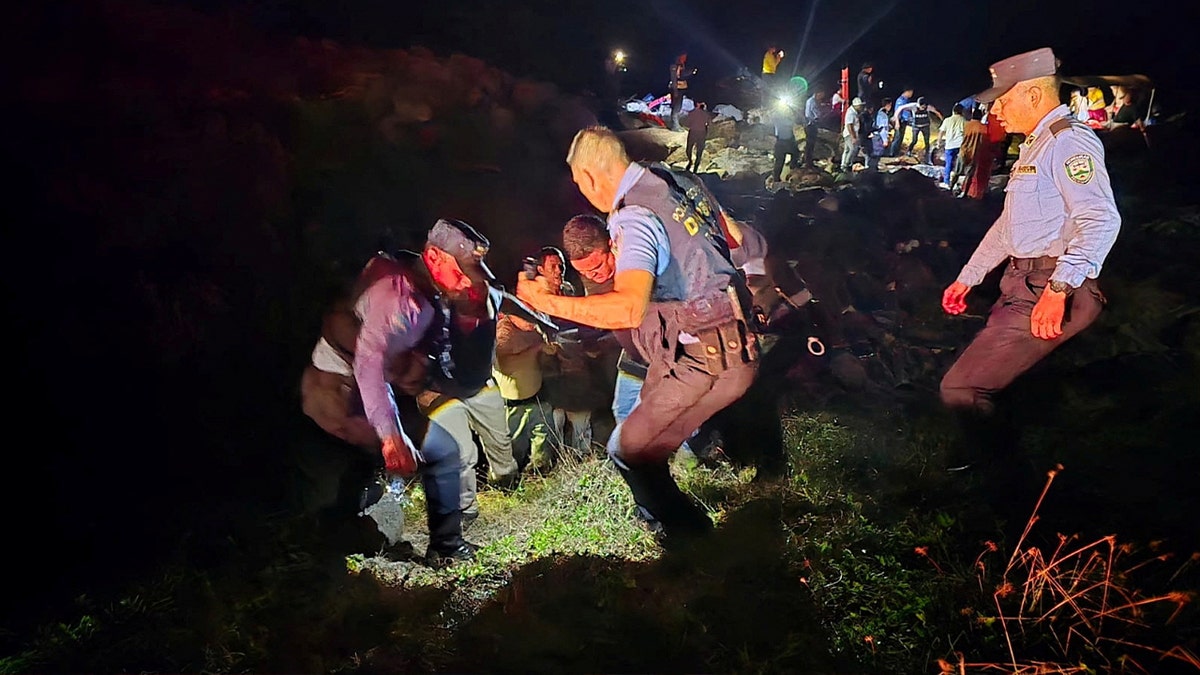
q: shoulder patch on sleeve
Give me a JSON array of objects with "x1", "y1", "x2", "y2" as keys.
[
  {"x1": 1064, "y1": 153, "x2": 1095, "y2": 185},
  {"x1": 1049, "y1": 117, "x2": 1072, "y2": 136}
]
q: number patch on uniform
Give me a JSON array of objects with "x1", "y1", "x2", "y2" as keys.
[{"x1": 1064, "y1": 153, "x2": 1095, "y2": 185}]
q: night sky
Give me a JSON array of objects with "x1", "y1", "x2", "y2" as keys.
[{"x1": 174, "y1": 0, "x2": 1195, "y2": 106}]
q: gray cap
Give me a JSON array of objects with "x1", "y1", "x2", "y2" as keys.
[
  {"x1": 975, "y1": 47, "x2": 1060, "y2": 103},
  {"x1": 426, "y1": 218, "x2": 495, "y2": 284}
]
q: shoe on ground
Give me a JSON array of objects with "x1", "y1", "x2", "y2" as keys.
[
  {"x1": 425, "y1": 541, "x2": 479, "y2": 569},
  {"x1": 489, "y1": 472, "x2": 521, "y2": 493}
]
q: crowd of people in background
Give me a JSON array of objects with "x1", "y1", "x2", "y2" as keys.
[{"x1": 659, "y1": 47, "x2": 1153, "y2": 201}]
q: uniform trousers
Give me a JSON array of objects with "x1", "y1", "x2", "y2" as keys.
[
  {"x1": 608, "y1": 345, "x2": 758, "y2": 535},
  {"x1": 940, "y1": 260, "x2": 1104, "y2": 416}
]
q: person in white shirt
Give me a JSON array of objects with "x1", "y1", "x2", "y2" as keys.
[
  {"x1": 840, "y1": 97, "x2": 865, "y2": 171},
  {"x1": 937, "y1": 103, "x2": 967, "y2": 187}
]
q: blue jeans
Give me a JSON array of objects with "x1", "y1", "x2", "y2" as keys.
[
  {"x1": 943, "y1": 148, "x2": 960, "y2": 184},
  {"x1": 612, "y1": 370, "x2": 644, "y2": 422},
  {"x1": 419, "y1": 421, "x2": 469, "y2": 552}
]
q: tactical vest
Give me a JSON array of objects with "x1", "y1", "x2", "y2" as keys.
[
  {"x1": 330, "y1": 251, "x2": 498, "y2": 401},
  {"x1": 913, "y1": 107, "x2": 930, "y2": 129},
  {"x1": 618, "y1": 164, "x2": 757, "y2": 368}
]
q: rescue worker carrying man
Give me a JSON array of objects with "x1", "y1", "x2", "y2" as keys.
[
  {"x1": 348, "y1": 219, "x2": 524, "y2": 566},
  {"x1": 518, "y1": 126, "x2": 760, "y2": 542}
]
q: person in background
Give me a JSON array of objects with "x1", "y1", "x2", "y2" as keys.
[
  {"x1": 1085, "y1": 86, "x2": 1108, "y2": 128},
  {"x1": 761, "y1": 45, "x2": 784, "y2": 105},
  {"x1": 856, "y1": 98, "x2": 878, "y2": 170},
  {"x1": 771, "y1": 97, "x2": 801, "y2": 182},
  {"x1": 894, "y1": 96, "x2": 941, "y2": 162},
  {"x1": 856, "y1": 62, "x2": 875, "y2": 104},
  {"x1": 1069, "y1": 87, "x2": 1090, "y2": 122},
  {"x1": 888, "y1": 86, "x2": 916, "y2": 157},
  {"x1": 956, "y1": 105, "x2": 987, "y2": 196},
  {"x1": 536, "y1": 245, "x2": 574, "y2": 296},
  {"x1": 803, "y1": 88, "x2": 828, "y2": 168},
  {"x1": 493, "y1": 298, "x2": 558, "y2": 474},
  {"x1": 525, "y1": 245, "x2": 606, "y2": 455},
  {"x1": 1108, "y1": 86, "x2": 1141, "y2": 129},
  {"x1": 668, "y1": 52, "x2": 693, "y2": 132},
  {"x1": 685, "y1": 101, "x2": 712, "y2": 173},
  {"x1": 840, "y1": 96, "x2": 865, "y2": 172},
  {"x1": 871, "y1": 97, "x2": 894, "y2": 168},
  {"x1": 937, "y1": 103, "x2": 967, "y2": 188},
  {"x1": 965, "y1": 103, "x2": 1009, "y2": 199}
]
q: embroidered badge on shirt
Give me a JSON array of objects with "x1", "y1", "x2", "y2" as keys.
[
  {"x1": 1013, "y1": 164, "x2": 1037, "y2": 175},
  {"x1": 1065, "y1": 153, "x2": 1095, "y2": 185}
]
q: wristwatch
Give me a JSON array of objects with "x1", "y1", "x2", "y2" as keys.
[{"x1": 1048, "y1": 280, "x2": 1075, "y2": 295}]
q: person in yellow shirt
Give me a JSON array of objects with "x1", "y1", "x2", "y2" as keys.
[
  {"x1": 760, "y1": 46, "x2": 784, "y2": 105},
  {"x1": 1085, "y1": 86, "x2": 1109, "y2": 127},
  {"x1": 762, "y1": 46, "x2": 783, "y2": 77}
]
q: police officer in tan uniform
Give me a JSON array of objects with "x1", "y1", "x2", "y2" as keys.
[{"x1": 940, "y1": 48, "x2": 1121, "y2": 462}]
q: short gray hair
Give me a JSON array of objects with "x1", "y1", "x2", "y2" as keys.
[{"x1": 565, "y1": 125, "x2": 630, "y2": 173}]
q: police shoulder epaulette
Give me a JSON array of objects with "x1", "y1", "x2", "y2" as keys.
[{"x1": 1049, "y1": 117, "x2": 1072, "y2": 137}]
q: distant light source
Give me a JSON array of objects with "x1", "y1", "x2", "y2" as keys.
[
  {"x1": 612, "y1": 50, "x2": 628, "y2": 73},
  {"x1": 776, "y1": 94, "x2": 794, "y2": 109}
]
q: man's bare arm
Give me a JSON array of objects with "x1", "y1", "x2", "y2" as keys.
[{"x1": 519, "y1": 269, "x2": 653, "y2": 330}]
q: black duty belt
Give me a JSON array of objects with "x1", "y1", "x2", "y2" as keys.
[
  {"x1": 1009, "y1": 255, "x2": 1058, "y2": 271},
  {"x1": 617, "y1": 351, "x2": 649, "y2": 379}
]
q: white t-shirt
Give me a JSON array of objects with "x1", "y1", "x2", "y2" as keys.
[
  {"x1": 843, "y1": 106, "x2": 860, "y2": 138},
  {"x1": 939, "y1": 114, "x2": 966, "y2": 150}
]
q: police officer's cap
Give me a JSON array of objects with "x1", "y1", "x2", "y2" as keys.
[
  {"x1": 975, "y1": 47, "x2": 1060, "y2": 103},
  {"x1": 427, "y1": 218, "x2": 496, "y2": 284}
]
